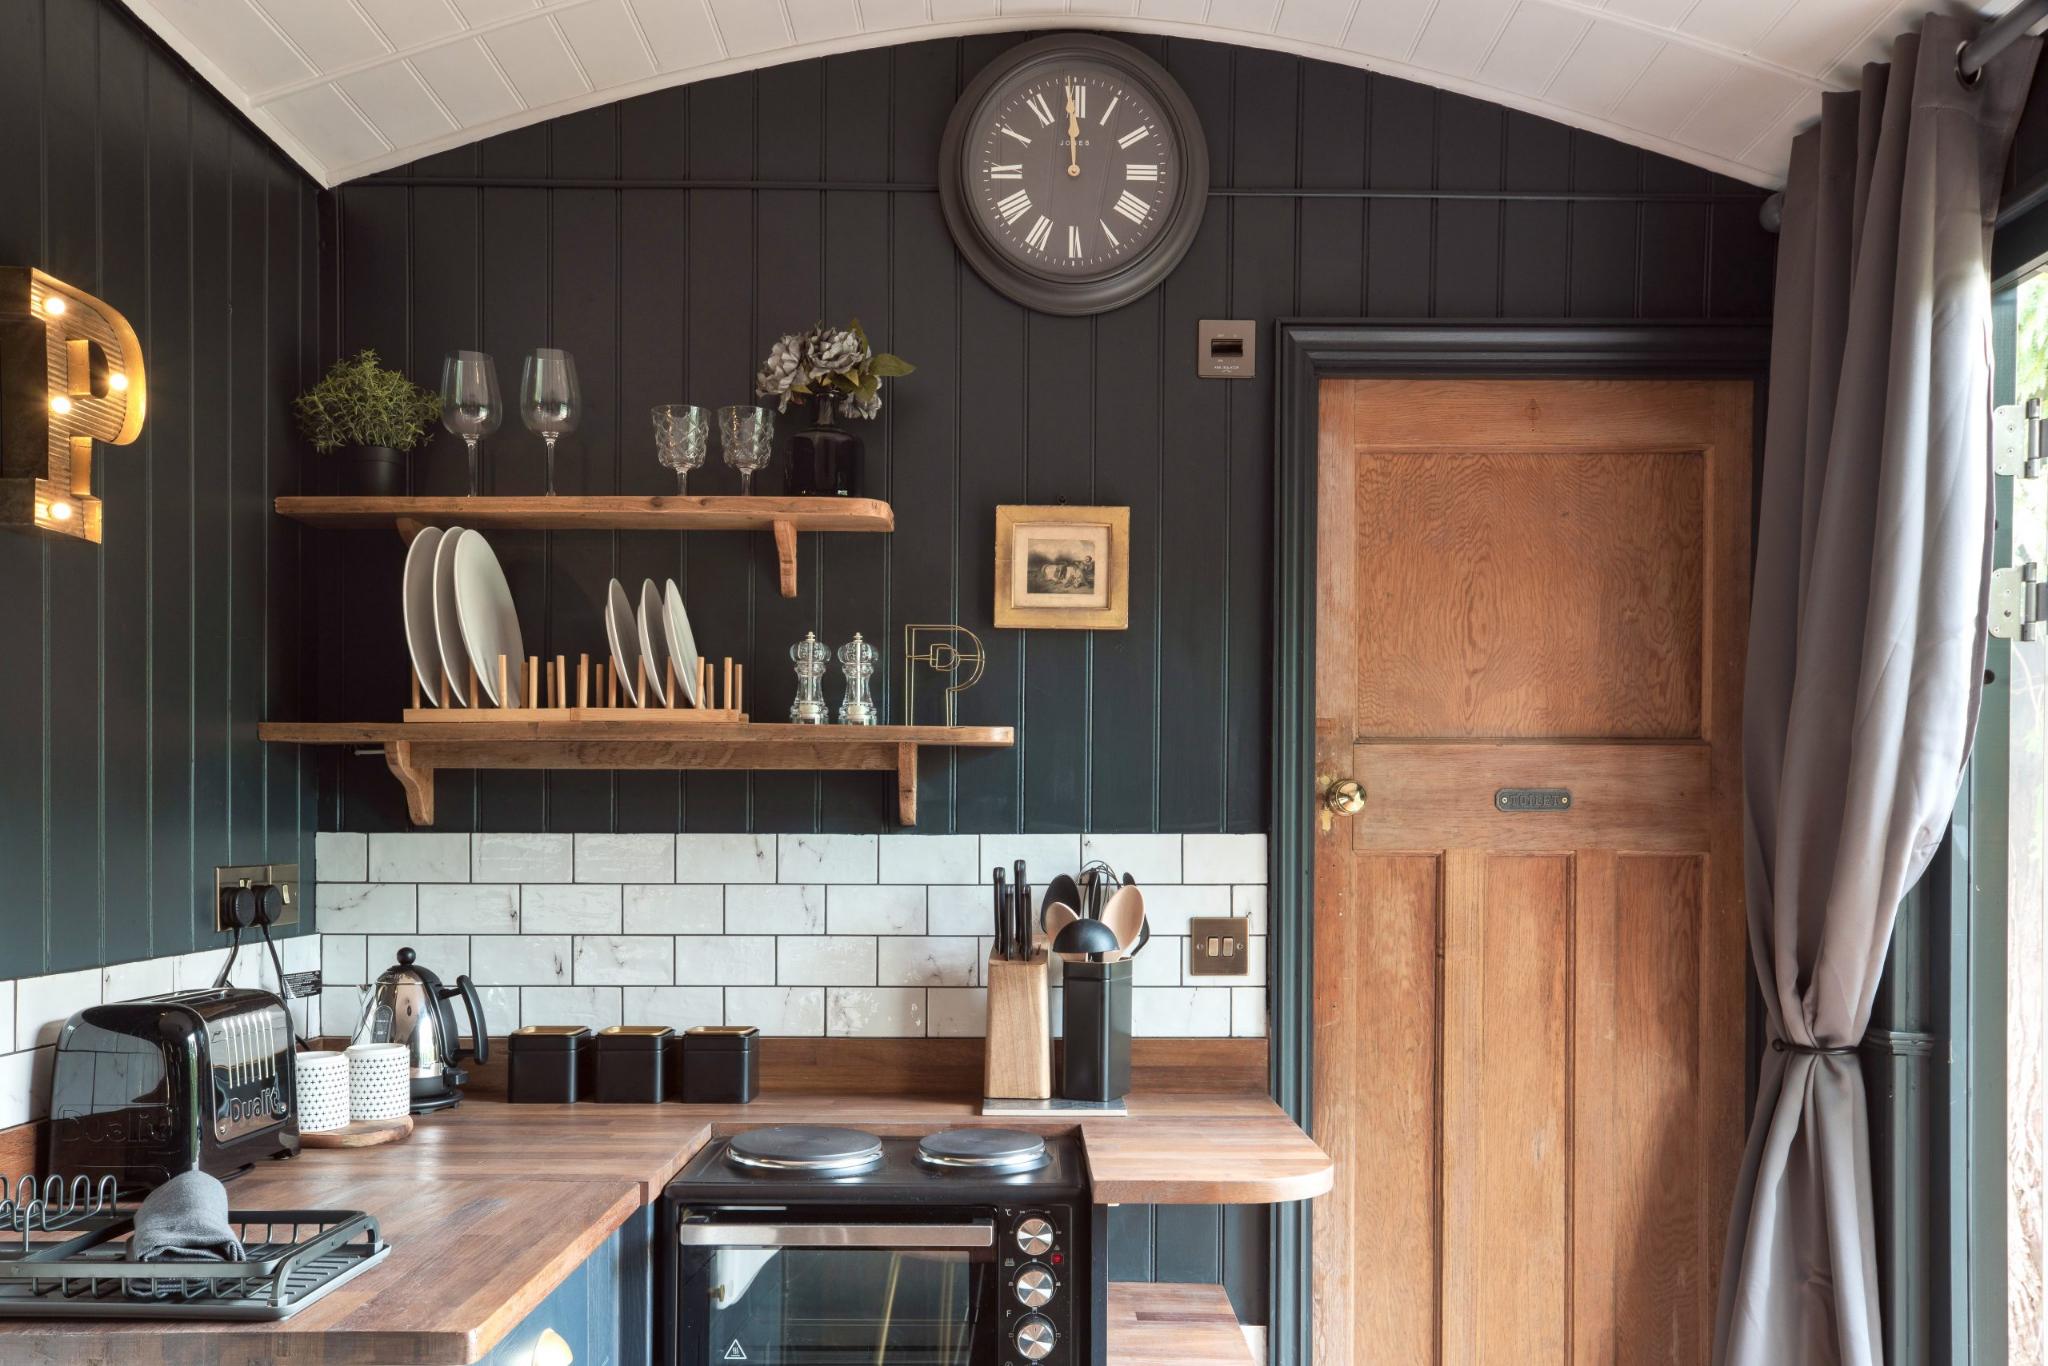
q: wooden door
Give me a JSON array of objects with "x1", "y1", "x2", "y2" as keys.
[{"x1": 1310, "y1": 379, "x2": 1750, "y2": 1366}]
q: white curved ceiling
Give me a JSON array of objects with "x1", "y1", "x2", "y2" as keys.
[{"x1": 120, "y1": 0, "x2": 1984, "y2": 189}]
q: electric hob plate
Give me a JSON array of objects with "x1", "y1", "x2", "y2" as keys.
[
  {"x1": 726, "y1": 1124, "x2": 884, "y2": 1174},
  {"x1": 916, "y1": 1127, "x2": 1049, "y2": 1173}
]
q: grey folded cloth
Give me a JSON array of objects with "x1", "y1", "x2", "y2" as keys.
[{"x1": 129, "y1": 1171, "x2": 246, "y2": 1263}]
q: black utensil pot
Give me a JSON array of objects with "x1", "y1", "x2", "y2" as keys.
[{"x1": 1060, "y1": 959, "x2": 1132, "y2": 1103}]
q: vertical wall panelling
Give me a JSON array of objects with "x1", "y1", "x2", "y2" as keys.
[{"x1": 0, "y1": 0, "x2": 319, "y2": 981}]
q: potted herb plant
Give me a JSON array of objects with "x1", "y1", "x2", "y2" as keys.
[
  {"x1": 293, "y1": 349, "x2": 442, "y2": 495},
  {"x1": 754, "y1": 320, "x2": 913, "y2": 497}
]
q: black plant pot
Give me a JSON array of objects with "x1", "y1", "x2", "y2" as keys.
[
  {"x1": 341, "y1": 445, "x2": 404, "y2": 496},
  {"x1": 784, "y1": 396, "x2": 863, "y2": 498}
]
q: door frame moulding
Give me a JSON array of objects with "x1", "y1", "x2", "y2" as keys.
[{"x1": 1266, "y1": 319, "x2": 1772, "y2": 1366}]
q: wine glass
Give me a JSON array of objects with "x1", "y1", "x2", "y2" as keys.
[
  {"x1": 652, "y1": 404, "x2": 709, "y2": 494},
  {"x1": 439, "y1": 352, "x2": 501, "y2": 495},
  {"x1": 519, "y1": 349, "x2": 582, "y2": 494},
  {"x1": 716, "y1": 404, "x2": 774, "y2": 495}
]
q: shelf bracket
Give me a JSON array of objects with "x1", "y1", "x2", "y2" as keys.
[
  {"x1": 394, "y1": 517, "x2": 428, "y2": 545},
  {"x1": 896, "y1": 742, "x2": 917, "y2": 827},
  {"x1": 772, "y1": 519, "x2": 798, "y2": 598},
  {"x1": 384, "y1": 741, "x2": 436, "y2": 825}
]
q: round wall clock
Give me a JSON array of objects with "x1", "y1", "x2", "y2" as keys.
[{"x1": 938, "y1": 34, "x2": 1210, "y2": 316}]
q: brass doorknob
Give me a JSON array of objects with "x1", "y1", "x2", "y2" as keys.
[{"x1": 1324, "y1": 778, "x2": 1366, "y2": 817}]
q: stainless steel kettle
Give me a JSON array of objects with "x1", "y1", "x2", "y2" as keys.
[{"x1": 351, "y1": 945, "x2": 489, "y2": 1112}]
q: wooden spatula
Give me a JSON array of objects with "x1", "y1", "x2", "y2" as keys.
[{"x1": 1100, "y1": 884, "x2": 1145, "y2": 960}]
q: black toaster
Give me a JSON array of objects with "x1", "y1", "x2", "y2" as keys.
[{"x1": 46, "y1": 987, "x2": 300, "y2": 1190}]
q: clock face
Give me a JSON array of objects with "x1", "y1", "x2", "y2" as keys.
[
  {"x1": 938, "y1": 36, "x2": 1209, "y2": 316},
  {"x1": 968, "y1": 62, "x2": 1179, "y2": 282}
]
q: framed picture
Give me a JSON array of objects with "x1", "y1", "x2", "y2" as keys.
[{"x1": 994, "y1": 505, "x2": 1130, "y2": 630}]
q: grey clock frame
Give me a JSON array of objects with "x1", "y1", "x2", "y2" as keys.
[{"x1": 938, "y1": 34, "x2": 1211, "y2": 317}]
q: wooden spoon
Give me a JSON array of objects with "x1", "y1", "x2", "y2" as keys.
[
  {"x1": 1041, "y1": 900, "x2": 1080, "y2": 947},
  {"x1": 1100, "y1": 885, "x2": 1146, "y2": 959}
]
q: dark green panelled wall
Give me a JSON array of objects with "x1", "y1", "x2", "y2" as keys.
[{"x1": 0, "y1": 0, "x2": 320, "y2": 978}]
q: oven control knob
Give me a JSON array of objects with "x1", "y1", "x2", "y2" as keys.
[
  {"x1": 1014, "y1": 1313, "x2": 1058, "y2": 1360},
  {"x1": 1014, "y1": 1263, "x2": 1056, "y2": 1308},
  {"x1": 1015, "y1": 1216, "x2": 1056, "y2": 1256}
]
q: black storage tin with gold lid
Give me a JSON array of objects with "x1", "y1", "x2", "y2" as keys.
[
  {"x1": 594, "y1": 1025, "x2": 674, "y2": 1103},
  {"x1": 507, "y1": 1024, "x2": 593, "y2": 1103},
  {"x1": 680, "y1": 1024, "x2": 759, "y2": 1103}
]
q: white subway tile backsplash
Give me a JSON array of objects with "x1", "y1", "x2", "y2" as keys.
[
  {"x1": 1082, "y1": 833, "x2": 1182, "y2": 883},
  {"x1": 624, "y1": 884, "x2": 723, "y2": 934},
  {"x1": 369, "y1": 832, "x2": 471, "y2": 882},
  {"x1": 779, "y1": 834, "x2": 877, "y2": 883},
  {"x1": 624, "y1": 986, "x2": 723, "y2": 1031},
  {"x1": 877, "y1": 937, "x2": 978, "y2": 988},
  {"x1": 102, "y1": 956, "x2": 176, "y2": 1005},
  {"x1": 419, "y1": 883, "x2": 519, "y2": 933},
  {"x1": 677, "y1": 834, "x2": 776, "y2": 883},
  {"x1": 727, "y1": 986, "x2": 822, "y2": 1036},
  {"x1": 366, "y1": 935, "x2": 470, "y2": 980},
  {"x1": 320, "y1": 991, "x2": 359, "y2": 1037},
  {"x1": 174, "y1": 948, "x2": 232, "y2": 992},
  {"x1": 726, "y1": 884, "x2": 824, "y2": 934},
  {"x1": 17, "y1": 969, "x2": 100, "y2": 1049},
  {"x1": 475, "y1": 985, "x2": 520, "y2": 1033},
  {"x1": 675, "y1": 936, "x2": 776, "y2": 986},
  {"x1": 926, "y1": 885, "x2": 991, "y2": 937},
  {"x1": 523, "y1": 884, "x2": 624, "y2": 934},
  {"x1": 827, "y1": 987, "x2": 925, "y2": 1037},
  {"x1": 0, "y1": 1048, "x2": 46, "y2": 1131},
  {"x1": 879, "y1": 834, "x2": 979, "y2": 885},
  {"x1": 471, "y1": 935, "x2": 571, "y2": 985},
  {"x1": 0, "y1": 982, "x2": 12, "y2": 1054},
  {"x1": 1230, "y1": 884, "x2": 1269, "y2": 934},
  {"x1": 1132, "y1": 987, "x2": 1232, "y2": 1037},
  {"x1": 927, "y1": 987, "x2": 988, "y2": 1038},
  {"x1": 1183, "y1": 833, "x2": 1267, "y2": 883},
  {"x1": 315, "y1": 831, "x2": 368, "y2": 882},
  {"x1": 827, "y1": 885, "x2": 926, "y2": 935},
  {"x1": 474, "y1": 832, "x2": 574, "y2": 883},
  {"x1": 320, "y1": 883, "x2": 419, "y2": 934},
  {"x1": 574, "y1": 935, "x2": 673, "y2": 986},
  {"x1": 1232, "y1": 987, "x2": 1268, "y2": 1037},
  {"x1": 779, "y1": 936, "x2": 876, "y2": 986},
  {"x1": 980, "y1": 834, "x2": 1080, "y2": 876},
  {"x1": 1138, "y1": 884, "x2": 1231, "y2": 936},
  {"x1": 521, "y1": 986, "x2": 623, "y2": 1031},
  {"x1": 1131, "y1": 938, "x2": 1185, "y2": 988},
  {"x1": 576, "y1": 834, "x2": 676, "y2": 883}
]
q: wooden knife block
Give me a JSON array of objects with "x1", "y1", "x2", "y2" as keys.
[{"x1": 984, "y1": 949, "x2": 1052, "y2": 1100}]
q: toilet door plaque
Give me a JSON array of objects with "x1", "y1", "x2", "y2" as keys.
[{"x1": 1495, "y1": 788, "x2": 1571, "y2": 812}]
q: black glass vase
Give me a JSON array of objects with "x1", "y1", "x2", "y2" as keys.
[{"x1": 784, "y1": 394, "x2": 863, "y2": 498}]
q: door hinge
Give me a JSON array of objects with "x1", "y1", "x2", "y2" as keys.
[
  {"x1": 1992, "y1": 561, "x2": 2046, "y2": 641},
  {"x1": 1995, "y1": 399, "x2": 2046, "y2": 478}
]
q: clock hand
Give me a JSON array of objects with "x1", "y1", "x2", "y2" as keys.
[{"x1": 1065, "y1": 88, "x2": 1080, "y2": 178}]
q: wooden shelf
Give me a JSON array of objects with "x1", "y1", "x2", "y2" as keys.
[
  {"x1": 257, "y1": 720, "x2": 1013, "y2": 827},
  {"x1": 1107, "y1": 1283, "x2": 1257, "y2": 1365},
  {"x1": 272, "y1": 494, "x2": 894, "y2": 597}
]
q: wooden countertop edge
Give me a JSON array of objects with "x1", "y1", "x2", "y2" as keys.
[
  {"x1": 1089, "y1": 1166, "x2": 1335, "y2": 1205},
  {"x1": 461, "y1": 1181, "x2": 647, "y2": 1364}
]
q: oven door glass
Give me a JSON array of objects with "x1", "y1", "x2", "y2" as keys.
[{"x1": 675, "y1": 1209, "x2": 998, "y2": 1365}]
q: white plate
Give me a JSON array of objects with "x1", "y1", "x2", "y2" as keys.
[
  {"x1": 431, "y1": 527, "x2": 470, "y2": 706},
  {"x1": 637, "y1": 579, "x2": 671, "y2": 706},
  {"x1": 453, "y1": 532, "x2": 525, "y2": 707},
  {"x1": 605, "y1": 578, "x2": 642, "y2": 707},
  {"x1": 402, "y1": 526, "x2": 446, "y2": 705},
  {"x1": 662, "y1": 579, "x2": 700, "y2": 707}
]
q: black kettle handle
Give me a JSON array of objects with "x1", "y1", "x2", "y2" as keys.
[{"x1": 442, "y1": 974, "x2": 490, "y2": 1065}]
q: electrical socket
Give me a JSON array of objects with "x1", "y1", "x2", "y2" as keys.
[
  {"x1": 1187, "y1": 916, "x2": 1251, "y2": 977},
  {"x1": 213, "y1": 863, "x2": 301, "y2": 932}
]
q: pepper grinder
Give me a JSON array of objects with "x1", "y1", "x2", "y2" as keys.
[
  {"x1": 789, "y1": 631, "x2": 829, "y2": 724},
  {"x1": 836, "y1": 632, "x2": 878, "y2": 725}
]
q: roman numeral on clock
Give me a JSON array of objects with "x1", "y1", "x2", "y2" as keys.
[
  {"x1": 997, "y1": 189, "x2": 1032, "y2": 223},
  {"x1": 999, "y1": 125, "x2": 1031, "y2": 145},
  {"x1": 1067, "y1": 82, "x2": 1086, "y2": 118},
  {"x1": 1099, "y1": 94, "x2": 1120, "y2": 125},
  {"x1": 1100, "y1": 219, "x2": 1120, "y2": 247},
  {"x1": 1117, "y1": 125, "x2": 1150, "y2": 149},
  {"x1": 1026, "y1": 93, "x2": 1055, "y2": 126},
  {"x1": 1067, "y1": 224, "x2": 1082, "y2": 258},
  {"x1": 989, "y1": 164, "x2": 1023, "y2": 180},
  {"x1": 1025, "y1": 215, "x2": 1053, "y2": 251},
  {"x1": 1126, "y1": 164, "x2": 1159, "y2": 181},
  {"x1": 1113, "y1": 191, "x2": 1150, "y2": 223}
]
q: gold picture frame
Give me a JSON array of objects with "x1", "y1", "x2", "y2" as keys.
[{"x1": 993, "y1": 505, "x2": 1129, "y2": 631}]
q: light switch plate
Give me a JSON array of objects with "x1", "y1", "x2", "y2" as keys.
[{"x1": 1188, "y1": 916, "x2": 1251, "y2": 976}]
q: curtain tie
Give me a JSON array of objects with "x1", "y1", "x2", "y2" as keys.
[{"x1": 1769, "y1": 1038, "x2": 1859, "y2": 1057}]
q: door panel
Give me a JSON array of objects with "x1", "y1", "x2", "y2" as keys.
[{"x1": 1312, "y1": 378, "x2": 1750, "y2": 1366}]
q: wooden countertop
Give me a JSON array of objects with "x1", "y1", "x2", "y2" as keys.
[{"x1": 0, "y1": 1091, "x2": 1329, "y2": 1364}]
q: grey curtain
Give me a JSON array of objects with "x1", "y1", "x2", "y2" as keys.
[{"x1": 1715, "y1": 15, "x2": 2037, "y2": 1366}]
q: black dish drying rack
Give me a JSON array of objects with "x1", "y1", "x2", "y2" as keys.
[{"x1": 0, "y1": 1172, "x2": 390, "y2": 1320}]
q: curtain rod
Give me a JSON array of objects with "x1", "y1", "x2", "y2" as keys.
[{"x1": 1961, "y1": 0, "x2": 2048, "y2": 82}]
